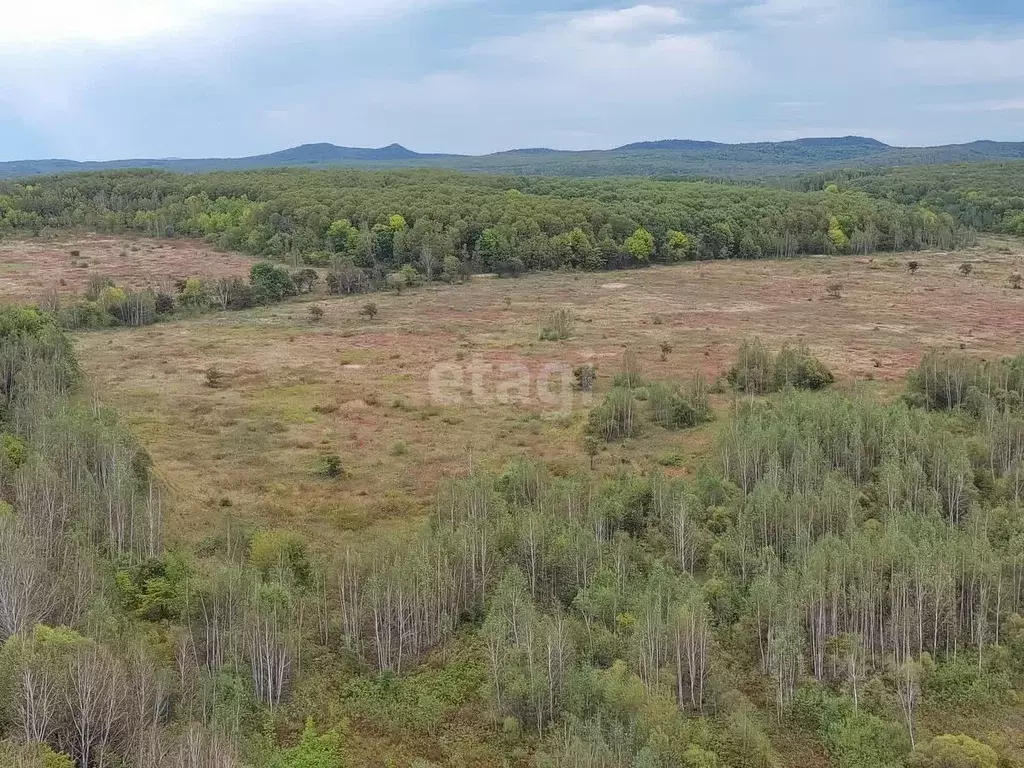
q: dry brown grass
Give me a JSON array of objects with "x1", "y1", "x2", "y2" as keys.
[
  {"x1": 71, "y1": 237, "x2": 1024, "y2": 547},
  {"x1": 0, "y1": 232, "x2": 255, "y2": 302}
]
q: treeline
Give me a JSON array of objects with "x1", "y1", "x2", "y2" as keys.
[
  {"x1": 798, "y1": 160, "x2": 1024, "y2": 237},
  {"x1": 3, "y1": 317, "x2": 1023, "y2": 766},
  {"x1": 52, "y1": 263, "x2": 327, "y2": 329},
  {"x1": 0, "y1": 168, "x2": 975, "y2": 283}
]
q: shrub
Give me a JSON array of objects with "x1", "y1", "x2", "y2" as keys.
[
  {"x1": 204, "y1": 367, "x2": 225, "y2": 388},
  {"x1": 386, "y1": 273, "x2": 406, "y2": 294},
  {"x1": 1010, "y1": 272, "x2": 1023, "y2": 289},
  {"x1": 586, "y1": 386, "x2": 638, "y2": 441},
  {"x1": 250, "y1": 262, "x2": 296, "y2": 304},
  {"x1": 318, "y1": 453, "x2": 343, "y2": 478},
  {"x1": 773, "y1": 343, "x2": 835, "y2": 390},
  {"x1": 0, "y1": 740, "x2": 74, "y2": 768},
  {"x1": 249, "y1": 530, "x2": 310, "y2": 583},
  {"x1": 326, "y1": 265, "x2": 369, "y2": 294},
  {"x1": 400, "y1": 264, "x2": 419, "y2": 287},
  {"x1": 659, "y1": 341, "x2": 673, "y2": 361},
  {"x1": 0, "y1": 433, "x2": 27, "y2": 470},
  {"x1": 154, "y1": 292, "x2": 175, "y2": 314},
  {"x1": 727, "y1": 338, "x2": 774, "y2": 394},
  {"x1": 793, "y1": 685, "x2": 908, "y2": 768},
  {"x1": 267, "y1": 720, "x2": 344, "y2": 768},
  {"x1": 908, "y1": 260, "x2": 921, "y2": 274},
  {"x1": 613, "y1": 348, "x2": 645, "y2": 389},
  {"x1": 112, "y1": 290, "x2": 157, "y2": 327},
  {"x1": 359, "y1": 302, "x2": 379, "y2": 321},
  {"x1": 922, "y1": 658, "x2": 1012, "y2": 712},
  {"x1": 57, "y1": 301, "x2": 111, "y2": 329},
  {"x1": 647, "y1": 375, "x2": 712, "y2": 429},
  {"x1": 179, "y1": 277, "x2": 209, "y2": 308},
  {"x1": 85, "y1": 275, "x2": 114, "y2": 302},
  {"x1": 213, "y1": 276, "x2": 253, "y2": 310},
  {"x1": 441, "y1": 254, "x2": 462, "y2": 284},
  {"x1": 540, "y1": 306, "x2": 575, "y2": 341},
  {"x1": 291, "y1": 268, "x2": 320, "y2": 293},
  {"x1": 907, "y1": 349, "x2": 1024, "y2": 411},
  {"x1": 308, "y1": 304, "x2": 324, "y2": 323},
  {"x1": 826, "y1": 281, "x2": 843, "y2": 299},
  {"x1": 908, "y1": 734, "x2": 998, "y2": 768},
  {"x1": 573, "y1": 364, "x2": 597, "y2": 392},
  {"x1": 728, "y1": 338, "x2": 833, "y2": 393},
  {"x1": 959, "y1": 262, "x2": 973, "y2": 276}
]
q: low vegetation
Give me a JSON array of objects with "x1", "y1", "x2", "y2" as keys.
[
  {"x1": 4, "y1": 314, "x2": 1023, "y2": 766},
  {"x1": 727, "y1": 338, "x2": 835, "y2": 394}
]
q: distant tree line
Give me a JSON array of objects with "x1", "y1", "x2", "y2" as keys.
[
  {"x1": 797, "y1": 161, "x2": 1024, "y2": 237},
  {"x1": 0, "y1": 167, "x2": 979, "y2": 287}
]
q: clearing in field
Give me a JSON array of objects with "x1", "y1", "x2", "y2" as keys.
[
  {"x1": 68, "y1": 237, "x2": 1024, "y2": 547},
  {"x1": 0, "y1": 233, "x2": 255, "y2": 303}
]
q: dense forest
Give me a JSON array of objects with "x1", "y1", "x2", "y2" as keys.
[
  {"x1": 799, "y1": 161, "x2": 1024, "y2": 237},
  {"x1": 1, "y1": 305, "x2": 1024, "y2": 767},
  {"x1": 0, "y1": 168, "x2": 978, "y2": 281}
]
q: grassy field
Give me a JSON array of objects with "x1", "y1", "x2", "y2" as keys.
[
  {"x1": 64, "y1": 236, "x2": 1024, "y2": 548},
  {"x1": 0, "y1": 232, "x2": 255, "y2": 303}
]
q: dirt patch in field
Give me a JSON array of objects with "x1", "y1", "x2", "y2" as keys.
[
  {"x1": 0, "y1": 233, "x2": 255, "y2": 303},
  {"x1": 73, "y1": 237, "x2": 1024, "y2": 546}
]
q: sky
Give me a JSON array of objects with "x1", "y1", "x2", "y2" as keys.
[{"x1": 0, "y1": 0, "x2": 1022, "y2": 160}]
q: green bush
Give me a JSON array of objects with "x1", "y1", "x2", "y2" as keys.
[
  {"x1": 249, "y1": 529, "x2": 310, "y2": 584},
  {"x1": 647, "y1": 376, "x2": 712, "y2": 429},
  {"x1": 773, "y1": 343, "x2": 835, "y2": 390},
  {"x1": 587, "y1": 386, "x2": 639, "y2": 441},
  {"x1": 908, "y1": 734, "x2": 998, "y2": 768},
  {"x1": 923, "y1": 658, "x2": 1013, "y2": 712},
  {"x1": 0, "y1": 741, "x2": 74, "y2": 768},
  {"x1": 728, "y1": 338, "x2": 833, "y2": 393},
  {"x1": 57, "y1": 300, "x2": 113, "y2": 329},
  {"x1": 1, "y1": 432, "x2": 27, "y2": 470},
  {"x1": 793, "y1": 685, "x2": 908, "y2": 768},
  {"x1": 267, "y1": 720, "x2": 345, "y2": 768},
  {"x1": 540, "y1": 306, "x2": 575, "y2": 341},
  {"x1": 340, "y1": 658, "x2": 484, "y2": 735},
  {"x1": 727, "y1": 338, "x2": 774, "y2": 394},
  {"x1": 250, "y1": 262, "x2": 297, "y2": 304}
]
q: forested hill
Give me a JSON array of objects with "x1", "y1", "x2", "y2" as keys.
[
  {"x1": 5, "y1": 136, "x2": 1024, "y2": 179},
  {"x1": 0, "y1": 167, "x2": 981, "y2": 271}
]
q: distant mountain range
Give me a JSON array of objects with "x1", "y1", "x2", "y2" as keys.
[{"x1": 3, "y1": 136, "x2": 1024, "y2": 180}]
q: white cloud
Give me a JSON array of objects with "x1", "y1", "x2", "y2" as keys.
[
  {"x1": 738, "y1": 0, "x2": 858, "y2": 25},
  {"x1": 0, "y1": 0, "x2": 447, "y2": 48},
  {"x1": 888, "y1": 38, "x2": 1024, "y2": 84},
  {"x1": 923, "y1": 99, "x2": 1024, "y2": 113},
  {"x1": 468, "y1": 5, "x2": 737, "y2": 96},
  {"x1": 568, "y1": 4, "x2": 688, "y2": 36}
]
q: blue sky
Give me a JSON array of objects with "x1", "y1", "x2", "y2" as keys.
[{"x1": 1, "y1": 0, "x2": 1022, "y2": 160}]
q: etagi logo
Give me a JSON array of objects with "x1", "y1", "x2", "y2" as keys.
[{"x1": 428, "y1": 355, "x2": 595, "y2": 414}]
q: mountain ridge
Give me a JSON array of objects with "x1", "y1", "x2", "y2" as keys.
[{"x1": 3, "y1": 136, "x2": 1024, "y2": 180}]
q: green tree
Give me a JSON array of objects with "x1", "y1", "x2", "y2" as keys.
[
  {"x1": 666, "y1": 229, "x2": 693, "y2": 261},
  {"x1": 828, "y1": 216, "x2": 850, "y2": 252},
  {"x1": 250, "y1": 262, "x2": 296, "y2": 304},
  {"x1": 327, "y1": 219, "x2": 359, "y2": 253},
  {"x1": 625, "y1": 227, "x2": 655, "y2": 262}
]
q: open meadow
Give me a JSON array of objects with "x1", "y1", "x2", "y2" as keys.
[
  {"x1": 64, "y1": 236, "x2": 1024, "y2": 547},
  {"x1": 0, "y1": 233, "x2": 255, "y2": 303}
]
